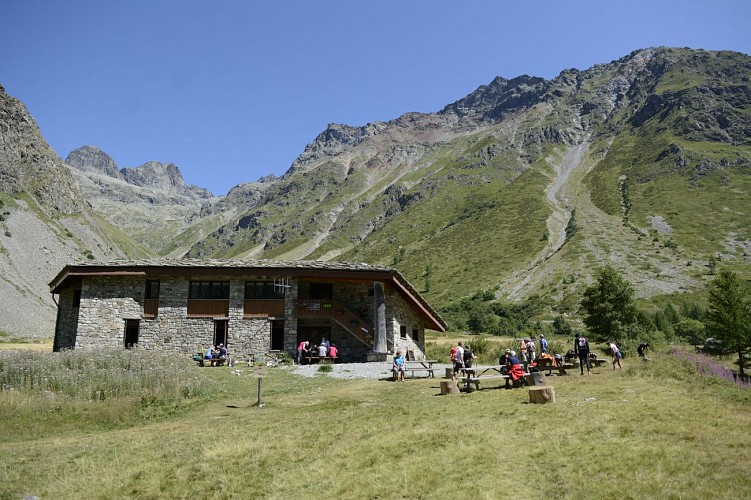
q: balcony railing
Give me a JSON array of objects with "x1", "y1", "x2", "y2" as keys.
[
  {"x1": 187, "y1": 299, "x2": 229, "y2": 318},
  {"x1": 244, "y1": 299, "x2": 285, "y2": 318}
]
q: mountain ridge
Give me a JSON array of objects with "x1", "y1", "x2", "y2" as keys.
[{"x1": 1, "y1": 46, "x2": 750, "y2": 339}]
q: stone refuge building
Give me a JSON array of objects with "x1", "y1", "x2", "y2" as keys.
[{"x1": 49, "y1": 259, "x2": 446, "y2": 362}]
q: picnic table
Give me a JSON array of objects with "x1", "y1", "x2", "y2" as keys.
[
  {"x1": 461, "y1": 366, "x2": 512, "y2": 391},
  {"x1": 531, "y1": 357, "x2": 567, "y2": 376},
  {"x1": 400, "y1": 359, "x2": 437, "y2": 378},
  {"x1": 304, "y1": 356, "x2": 337, "y2": 364}
]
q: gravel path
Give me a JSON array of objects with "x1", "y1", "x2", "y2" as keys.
[{"x1": 283, "y1": 362, "x2": 452, "y2": 380}]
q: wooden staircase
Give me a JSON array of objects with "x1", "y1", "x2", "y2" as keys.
[{"x1": 295, "y1": 299, "x2": 373, "y2": 348}]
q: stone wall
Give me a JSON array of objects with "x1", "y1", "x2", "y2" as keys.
[
  {"x1": 53, "y1": 287, "x2": 79, "y2": 351},
  {"x1": 386, "y1": 283, "x2": 427, "y2": 359}
]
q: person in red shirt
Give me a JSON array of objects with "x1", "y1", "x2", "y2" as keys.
[{"x1": 328, "y1": 344, "x2": 338, "y2": 361}]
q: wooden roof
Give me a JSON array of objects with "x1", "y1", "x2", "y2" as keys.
[{"x1": 49, "y1": 258, "x2": 446, "y2": 331}]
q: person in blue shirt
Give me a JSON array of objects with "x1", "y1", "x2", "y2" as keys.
[
  {"x1": 539, "y1": 334, "x2": 548, "y2": 354},
  {"x1": 393, "y1": 350, "x2": 406, "y2": 382}
]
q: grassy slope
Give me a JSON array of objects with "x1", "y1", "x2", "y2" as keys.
[{"x1": 1, "y1": 351, "x2": 749, "y2": 499}]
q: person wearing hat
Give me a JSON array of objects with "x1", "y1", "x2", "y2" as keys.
[
  {"x1": 218, "y1": 343, "x2": 230, "y2": 366},
  {"x1": 498, "y1": 349, "x2": 511, "y2": 374},
  {"x1": 539, "y1": 334, "x2": 548, "y2": 354},
  {"x1": 507, "y1": 350, "x2": 525, "y2": 387}
]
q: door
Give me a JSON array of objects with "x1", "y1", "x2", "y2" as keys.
[
  {"x1": 124, "y1": 319, "x2": 140, "y2": 348},
  {"x1": 271, "y1": 320, "x2": 284, "y2": 351},
  {"x1": 214, "y1": 319, "x2": 228, "y2": 347}
]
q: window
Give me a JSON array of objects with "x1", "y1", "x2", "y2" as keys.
[
  {"x1": 400, "y1": 325, "x2": 407, "y2": 339},
  {"x1": 73, "y1": 289, "x2": 81, "y2": 308},
  {"x1": 310, "y1": 283, "x2": 333, "y2": 300},
  {"x1": 245, "y1": 281, "x2": 285, "y2": 300},
  {"x1": 413, "y1": 328, "x2": 419, "y2": 342},
  {"x1": 145, "y1": 280, "x2": 160, "y2": 299},
  {"x1": 189, "y1": 281, "x2": 230, "y2": 299}
]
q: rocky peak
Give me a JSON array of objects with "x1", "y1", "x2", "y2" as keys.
[
  {"x1": 121, "y1": 161, "x2": 187, "y2": 192},
  {"x1": 441, "y1": 74, "x2": 547, "y2": 121},
  {"x1": 288, "y1": 121, "x2": 387, "y2": 172},
  {"x1": 65, "y1": 145, "x2": 121, "y2": 178}
]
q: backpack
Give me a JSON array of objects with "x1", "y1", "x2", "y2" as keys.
[
  {"x1": 463, "y1": 349, "x2": 472, "y2": 363},
  {"x1": 450, "y1": 347, "x2": 457, "y2": 362}
]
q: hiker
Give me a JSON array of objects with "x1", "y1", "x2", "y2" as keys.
[
  {"x1": 519, "y1": 338, "x2": 529, "y2": 371},
  {"x1": 637, "y1": 342, "x2": 651, "y2": 360},
  {"x1": 318, "y1": 342, "x2": 327, "y2": 357},
  {"x1": 539, "y1": 334, "x2": 548, "y2": 354},
  {"x1": 574, "y1": 333, "x2": 591, "y2": 375},
  {"x1": 463, "y1": 343, "x2": 476, "y2": 369},
  {"x1": 527, "y1": 338, "x2": 536, "y2": 364},
  {"x1": 218, "y1": 343, "x2": 230, "y2": 366},
  {"x1": 328, "y1": 344, "x2": 338, "y2": 360},
  {"x1": 454, "y1": 341, "x2": 465, "y2": 376},
  {"x1": 393, "y1": 350, "x2": 406, "y2": 382},
  {"x1": 608, "y1": 340, "x2": 622, "y2": 370}
]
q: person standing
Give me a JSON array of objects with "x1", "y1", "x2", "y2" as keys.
[
  {"x1": 608, "y1": 340, "x2": 622, "y2": 370},
  {"x1": 539, "y1": 335, "x2": 548, "y2": 354},
  {"x1": 463, "y1": 344, "x2": 476, "y2": 369},
  {"x1": 519, "y1": 338, "x2": 529, "y2": 371},
  {"x1": 527, "y1": 338, "x2": 536, "y2": 364},
  {"x1": 574, "y1": 333, "x2": 591, "y2": 375},
  {"x1": 297, "y1": 340, "x2": 309, "y2": 365},
  {"x1": 454, "y1": 341, "x2": 465, "y2": 376}
]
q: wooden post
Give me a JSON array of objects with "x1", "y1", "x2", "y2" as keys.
[
  {"x1": 444, "y1": 367, "x2": 455, "y2": 379},
  {"x1": 528, "y1": 386, "x2": 556, "y2": 404},
  {"x1": 440, "y1": 377, "x2": 460, "y2": 395}
]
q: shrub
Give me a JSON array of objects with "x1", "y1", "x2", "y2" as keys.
[{"x1": 318, "y1": 364, "x2": 333, "y2": 373}]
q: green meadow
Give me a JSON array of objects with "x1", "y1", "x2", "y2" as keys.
[{"x1": 1, "y1": 346, "x2": 750, "y2": 499}]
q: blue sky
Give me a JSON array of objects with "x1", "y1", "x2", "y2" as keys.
[{"x1": 3, "y1": 0, "x2": 750, "y2": 195}]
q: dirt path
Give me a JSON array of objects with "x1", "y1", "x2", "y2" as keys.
[
  {"x1": 502, "y1": 143, "x2": 590, "y2": 299},
  {"x1": 501, "y1": 141, "x2": 700, "y2": 300}
]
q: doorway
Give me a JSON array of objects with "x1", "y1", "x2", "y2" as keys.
[
  {"x1": 214, "y1": 319, "x2": 229, "y2": 347},
  {"x1": 124, "y1": 319, "x2": 140, "y2": 348},
  {"x1": 271, "y1": 320, "x2": 284, "y2": 351}
]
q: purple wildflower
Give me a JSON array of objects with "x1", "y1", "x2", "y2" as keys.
[{"x1": 672, "y1": 349, "x2": 751, "y2": 389}]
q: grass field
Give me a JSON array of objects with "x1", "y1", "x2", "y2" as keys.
[{"x1": 1, "y1": 344, "x2": 750, "y2": 499}]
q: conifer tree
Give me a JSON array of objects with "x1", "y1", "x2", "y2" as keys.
[{"x1": 706, "y1": 269, "x2": 751, "y2": 378}]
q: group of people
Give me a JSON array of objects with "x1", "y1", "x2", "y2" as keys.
[
  {"x1": 202, "y1": 343, "x2": 233, "y2": 366},
  {"x1": 444, "y1": 334, "x2": 652, "y2": 380},
  {"x1": 296, "y1": 338, "x2": 338, "y2": 364},
  {"x1": 450, "y1": 341, "x2": 476, "y2": 376}
]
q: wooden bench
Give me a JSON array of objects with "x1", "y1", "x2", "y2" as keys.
[
  {"x1": 590, "y1": 358, "x2": 609, "y2": 368},
  {"x1": 192, "y1": 355, "x2": 226, "y2": 367},
  {"x1": 463, "y1": 374, "x2": 510, "y2": 392}
]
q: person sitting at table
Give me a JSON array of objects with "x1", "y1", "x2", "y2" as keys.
[
  {"x1": 318, "y1": 342, "x2": 327, "y2": 357},
  {"x1": 507, "y1": 350, "x2": 525, "y2": 387},
  {"x1": 498, "y1": 349, "x2": 510, "y2": 374},
  {"x1": 393, "y1": 350, "x2": 406, "y2": 382},
  {"x1": 328, "y1": 344, "x2": 338, "y2": 360},
  {"x1": 203, "y1": 345, "x2": 216, "y2": 366},
  {"x1": 217, "y1": 343, "x2": 230, "y2": 366}
]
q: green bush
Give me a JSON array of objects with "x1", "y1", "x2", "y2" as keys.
[{"x1": 318, "y1": 364, "x2": 333, "y2": 373}]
